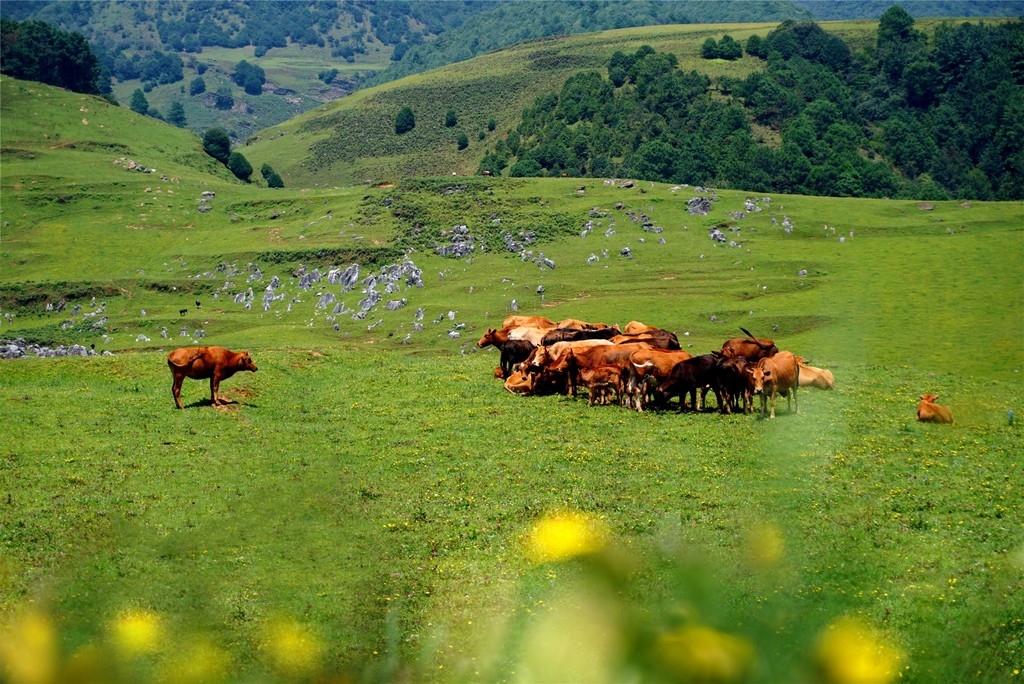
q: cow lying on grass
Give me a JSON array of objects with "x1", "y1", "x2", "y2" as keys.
[
  {"x1": 917, "y1": 394, "x2": 953, "y2": 424},
  {"x1": 167, "y1": 346, "x2": 258, "y2": 409}
]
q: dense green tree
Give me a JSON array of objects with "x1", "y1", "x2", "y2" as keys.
[
  {"x1": 556, "y1": 71, "x2": 612, "y2": 124},
  {"x1": 456, "y1": 131, "x2": 469, "y2": 150},
  {"x1": 202, "y1": 128, "x2": 232, "y2": 164},
  {"x1": 0, "y1": 18, "x2": 106, "y2": 94},
  {"x1": 876, "y1": 5, "x2": 926, "y2": 84},
  {"x1": 509, "y1": 158, "x2": 542, "y2": 177},
  {"x1": 214, "y1": 86, "x2": 234, "y2": 110},
  {"x1": 395, "y1": 106, "x2": 415, "y2": 134},
  {"x1": 445, "y1": 109, "x2": 458, "y2": 127},
  {"x1": 717, "y1": 35, "x2": 743, "y2": 60},
  {"x1": 261, "y1": 162, "x2": 285, "y2": 188},
  {"x1": 746, "y1": 34, "x2": 767, "y2": 59},
  {"x1": 167, "y1": 100, "x2": 187, "y2": 127},
  {"x1": 189, "y1": 76, "x2": 206, "y2": 96},
  {"x1": 232, "y1": 60, "x2": 266, "y2": 96},
  {"x1": 227, "y1": 151, "x2": 253, "y2": 181},
  {"x1": 129, "y1": 88, "x2": 149, "y2": 115},
  {"x1": 700, "y1": 37, "x2": 720, "y2": 59}
]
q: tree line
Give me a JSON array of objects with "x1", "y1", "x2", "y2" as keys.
[{"x1": 479, "y1": 9, "x2": 1024, "y2": 201}]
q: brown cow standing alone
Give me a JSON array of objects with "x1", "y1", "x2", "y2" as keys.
[
  {"x1": 917, "y1": 394, "x2": 954, "y2": 424},
  {"x1": 167, "y1": 346, "x2": 258, "y2": 409}
]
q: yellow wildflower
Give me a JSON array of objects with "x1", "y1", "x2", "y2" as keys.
[
  {"x1": 110, "y1": 609, "x2": 163, "y2": 657},
  {"x1": 0, "y1": 607, "x2": 57, "y2": 684},
  {"x1": 655, "y1": 624, "x2": 755, "y2": 683},
  {"x1": 261, "y1": 618, "x2": 322, "y2": 676},
  {"x1": 526, "y1": 511, "x2": 609, "y2": 564},
  {"x1": 816, "y1": 616, "x2": 903, "y2": 684}
]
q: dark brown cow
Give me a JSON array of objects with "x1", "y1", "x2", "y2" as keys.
[
  {"x1": 917, "y1": 394, "x2": 953, "y2": 424},
  {"x1": 651, "y1": 354, "x2": 720, "y2": 412},
  {"x1": 167, "y1": 346, "x2": 257, "y2": 409},
  {"x1": 721, "y1": 327, "x2": 778, "y2": 360},
  {"x1": 713, "y1": 355, "x2": 751, "y2": 414},
  {"x1": 625, "y1": 348, "x2": 694, "y2": 411},
  {"x1": 747, "y1": 351, "x2": 799, "y2": 418},
  {"x1": 541, "y1": 326, "x2": 620, "y2": 345}
]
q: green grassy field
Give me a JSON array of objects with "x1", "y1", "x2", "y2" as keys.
[{"x1": 2, "y1": 73, "x2": 1024, "y2": 683}]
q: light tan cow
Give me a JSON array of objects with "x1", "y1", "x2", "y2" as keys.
[
  {"x1": 796, "y1": 357, "x2": 835, "y2": 390},
  {"x1": 502, "y1": 315, "x2": 556, "y2": 330},
  {"x1": 747, "y1": 350, "x2": 799, "y2": 418}
]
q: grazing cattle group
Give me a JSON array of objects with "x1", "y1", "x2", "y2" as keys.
[{"x1": 482, "y1": 314, "x2": 840, "y2": 419}]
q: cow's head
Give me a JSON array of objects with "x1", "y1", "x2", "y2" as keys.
[
  {"x1": 238, "y1": 351, "x2": 258, "y2": 372},
  {"x1": 919, "y1": 393, "x2": 939, "y2": 403},
  {"x1": 477, "y1": 329, "x2": 497, "y2": 348},
  {"x1": 528, "y1": 344, "x2": 552, "y2": 369},
  {"x1": 748, "y1": 364, "x2": 770, "y2": 394}
]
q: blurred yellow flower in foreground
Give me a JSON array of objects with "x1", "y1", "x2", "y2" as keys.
[
  {"x1": 111, "y1": 609, "x2": 163, "y2": 657},
  {"x1": 261, "y1": 618, "x2": 323, "y2": 676},
  {"x1": 0, "y1": 607, "x2": 57, "y2": 684},
  {"x1": 746, "y1": 522, "x2": 785, "y2": 567},
  {"x1": 526, "y1": 511, "x2": 609, "y2": 564},
  {"x1": 160, "y1": 639, "x2": 230, "y2": 683},
  {"x1": 655, "y1": 624, "x2": 755, "y2": 683},
  {"x1": 816, "y1": 616, "x2": 903, "y2": 684}
]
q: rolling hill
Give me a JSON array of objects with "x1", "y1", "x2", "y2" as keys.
[{"x1": 1, "y1": 35, "x2": 1023, "y2": 683}]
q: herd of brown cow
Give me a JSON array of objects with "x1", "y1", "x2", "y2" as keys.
[
  {"x1": 478, "y1": 314, "x2": 834, "y2": 418},
  {"x1": 481, "y1": 313, "x2": 952, "y2": 423},
  {"x1": 162, "y1": 318, "x2": 950, "y2": 424}
]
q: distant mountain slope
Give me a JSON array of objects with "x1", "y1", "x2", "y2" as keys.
[
  {"x1": 366, "y1": 0, "x2": 811, "y2": 86},
  {"x1": 795, "y1": 0, "x2": 1024, "y2": 20}
]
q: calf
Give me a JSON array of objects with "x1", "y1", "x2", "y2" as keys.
[
  {"x1": 579, "y1": 365, "x2": 625, "y2": 406},
  {"x1": 917, "y1": 394, "x2": 953, "y2": 424},
  {"x1": 498, "y1": 339, "x2": 536, "y2": 378},
  {"x1": 747, "y1": 351, "x2": 799, "y2": 418},
  {"x1": 712, "y1": 355, "x2": 751, "y2": 414},
  {"x1": 651, "y1": 354, "x2": 719, "y2": 412}
]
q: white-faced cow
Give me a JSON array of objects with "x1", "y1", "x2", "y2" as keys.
[{"x1": 167, "y1": 346, "x2": 257, "y2": 409}]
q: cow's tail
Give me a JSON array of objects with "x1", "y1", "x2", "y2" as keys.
[{"x1": 740, "y1": 326, "x2": 774, "y2": 348}]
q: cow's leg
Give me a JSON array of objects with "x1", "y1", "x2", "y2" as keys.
[{"x1": 172, "y1": 374, "x2": 184, "y2": 409}]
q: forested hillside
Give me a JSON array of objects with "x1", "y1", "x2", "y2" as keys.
[
  {"x1": 484, "y1": 10, "x2": 1024, "y2": 200},
  {"x1": 6, "y1": 0, "x2": 1017, "y2": 139}
]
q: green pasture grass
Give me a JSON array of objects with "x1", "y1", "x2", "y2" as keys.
[
  {"x1": 0, "y1": 346, "x2": 1020, "y2": 682},
  {"x1": 2, "y1": 74, "x2": 1023, "y2": 682}
]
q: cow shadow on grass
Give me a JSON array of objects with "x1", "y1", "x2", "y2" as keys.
[{"x1": 180, "y1": 397, "x2": 259, "y2": 410}]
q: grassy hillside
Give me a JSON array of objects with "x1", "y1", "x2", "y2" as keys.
[
  {"x1": 1, "y1": 75, "x2": 1023, "y2": 683},
  {"x1": 240, "y1": 18, "x2": 952, "y2": 190}
]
